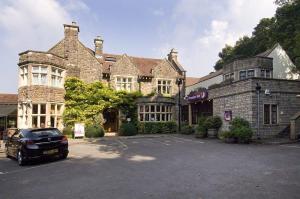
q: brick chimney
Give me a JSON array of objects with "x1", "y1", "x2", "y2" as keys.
[
  {"x1": 63, "y1": 21, "x2": 80, "y2": 39},
  {"x1": 94, "y1": 36, "x2": 104, "y2": 58},
  {"x1": 168, "y1": 48, "x2": 178, "y2": 62}
]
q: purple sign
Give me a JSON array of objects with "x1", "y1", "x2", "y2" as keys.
[
  {"x1": 186, "y1": 90, "x2": 208, "y2": 102},
  {"x1": 224, "y1": 111, "x2": 232, "y2": 121}
]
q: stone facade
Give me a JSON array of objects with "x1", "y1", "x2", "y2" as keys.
[
  {"x1": 209, "y1": 77, "x2": 300, "y2": 138},
  {"x1": 17, "y1": 22, "x2": 186, "y2": 131}
]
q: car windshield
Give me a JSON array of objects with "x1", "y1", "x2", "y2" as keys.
[{"x1": 30, "y1": 129, "x2": 62, "y2": 138}]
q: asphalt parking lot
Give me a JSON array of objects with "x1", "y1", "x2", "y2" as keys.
[{"x1": 0, "y1": 135, "x2": 300, "y2": 199}]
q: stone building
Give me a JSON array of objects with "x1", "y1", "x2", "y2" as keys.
[
  {"x1": 185, "y1": 46, "x2": 300, "y2": 139},
  {"x1": 0, "y1": 94, "x2": 18, "y2": 134},
  {"x1": 17, "y1": 22, "x2": 186, "y2": 132}
]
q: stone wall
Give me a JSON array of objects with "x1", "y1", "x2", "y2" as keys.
[
  {"x1": 18, "y1": 86, "x2": 65, "y2": 103},
  {"x1": 223, "y1": 57, "x2": 273, "y2": 75},
  {"x1": 209, "y1": 78, "x2": 300, "y2": 138}
]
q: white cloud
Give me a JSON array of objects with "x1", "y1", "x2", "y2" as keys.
[
  {"x1": 0, "y1": 0, "x2": 88, "y2": 93},
  {"x1": 153, "y1": 8, "x2": 165, "y2": 16},
  {"x1": 157, "y1": 0, "x2": 277, "y2": 77}
]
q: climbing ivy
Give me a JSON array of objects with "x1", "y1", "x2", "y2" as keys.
[{"x1": 63, "y1": 77, "x2": 142, "y2": 126}]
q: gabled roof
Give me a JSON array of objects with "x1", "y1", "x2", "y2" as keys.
[
  {"x1": 188, "y1": 69, "x2": 223, "y2": 87},
  {"x1": 256, "y1": 43, "x2": 280, "y2": 57},
  {"x1": 185, "y1": 77, "x2": 200, "y2": 86},
  {"x1": 0, "y1": 94, "x2": 18, "y2": 104},
  {"x1": 94, "y1": 50, "x2": 166, "y2": 76}
]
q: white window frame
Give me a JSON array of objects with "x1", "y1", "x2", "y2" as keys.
[
  {"x1": 157, "y1": 79, "x2": 172, "y2": 95},
  {"x1": 31, "y1": 104, "x2": 47, "y2": 128},
  {"x1": 32, "y1": 65, "x2": 48, "y2": 85},
  {"x1": 50, "y1": 103, "x2": 63, "y2": 128},
  {"x1": 138, "y1": 104, "x2": 173, "y2": 122},
  {"x1": 115, "y1": 76, "x2": 133, "y2": 92},
  {"x1": 51, "y1": 67, "x2": 63, "y2": 87},
  {"x1": 19, "y1": 66, "x2": 28, "y2": 86}
]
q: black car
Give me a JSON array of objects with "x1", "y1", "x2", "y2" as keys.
[{"x1": 5, "y1": 128, "x2": 69, "y2": 166}]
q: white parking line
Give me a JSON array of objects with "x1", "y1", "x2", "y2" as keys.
[
  {"x1": 171, "y1": 136, "x2": 205, "y2": 144},
  {"x1": 116, "y1": 139, "x2": 128, "y2": 150},
  {"x1": 280, "y1": 145, "x2": 300, "y2": 149}
]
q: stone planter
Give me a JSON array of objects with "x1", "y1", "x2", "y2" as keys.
[
  {"x1": 207, "y1": 128, "x2": 218, "y2": 138},
  {"x1": 195, "y1": 132, "x2": 206, "y2": 138},
  {"x1": 224, "y1": 137, "x2": 237, "y2": 143}
]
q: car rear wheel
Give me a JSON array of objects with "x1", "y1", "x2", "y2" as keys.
[
  {"x1": 61, "y1": 153, "x2": 68, "y2": 159},
  {"x1": 17, "y1": 151, "x2": 26, "y2": 166}
]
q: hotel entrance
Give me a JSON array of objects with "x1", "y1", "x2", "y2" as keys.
[
  {"x1": 185, "y1": 89, "x2": 213, "y2": 125},
  {"x1": 103, "y1": 108, "x2": 118, "y2": 133}
]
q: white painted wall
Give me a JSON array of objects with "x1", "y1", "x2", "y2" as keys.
[
  {"x1": 185, "y1": 74, "x2": 223, "y2": 96},
  {"x1": 269, "y1": 44, "x2": 299, "y2": 80}
]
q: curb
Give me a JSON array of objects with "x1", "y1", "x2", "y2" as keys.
[{"x1": 252, "y1": 139, "x2": 300, "y2": 145}]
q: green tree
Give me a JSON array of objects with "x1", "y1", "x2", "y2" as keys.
[{"x1": 214, "y1": 0, "x2": 300, "y2": 72}]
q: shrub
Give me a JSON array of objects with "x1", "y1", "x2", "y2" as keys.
[
  {"x1": 63, "y1": 126, "x2": 73, "y2": 138},
  {"x1": 229, "y1": 117, "x2": 250, "y2": 131},
  {"x1": 204, "y1": 116, "x2": 222, "y2": 129},
  {"x1": 138, "y1": 122, "x2": 177, "y2": 134},
  {"x1": 85, "y1": 125, "x2": 105, "y2": 138},
  {"x1": 221, "y1": 131, "x2": 235, "y2": 139},
  {"x1": 119, "y1": 122, "x2": 138, "y2": 136},
  {"x1": 232, "y1": 126, "x2": 253, "y2": 143},
  {"x1": 181, "y1": 125, "x2": 195, "y2": 135}
]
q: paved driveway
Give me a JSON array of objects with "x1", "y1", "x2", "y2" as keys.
[{"x1": 0, "y1": 135, "x2": 299, "y2": 199}]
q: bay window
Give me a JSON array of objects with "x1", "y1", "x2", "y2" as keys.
[
  {"x1": 32, "y1": 66, "x2": 48, "y2": 85},
  {"x1": 50, "y1": 104, "x2": 63, "y2": 128},
  {"x1": 32, "y1": 104, "x2": 46, "y2": 128},
  {"x1": 20, "y1": 66, "x2": 28, "y2": 86},
  {"x1": 139, "y1": 104, "x2": 173, "y2": 122},
  {"x1": 51, "y1": 67, "x2": 63, "y2": 87}
]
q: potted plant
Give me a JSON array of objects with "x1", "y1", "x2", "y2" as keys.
[
  {"x1": 229, "y1": 117, "x2": 253, "y2": 144},
  {"x1": 195, "y1": 117, "x2": 207, "y2": 138},
  {"x1": 221, "y1": 131, "x2": 237, "y2": 143},
  {"x1": 204, "y1": 116, "x2": 222, "y2": 138}
]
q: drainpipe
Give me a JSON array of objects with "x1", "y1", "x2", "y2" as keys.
[{"x1": 256, "y1": 83, "x2": 261, "y2": 139}]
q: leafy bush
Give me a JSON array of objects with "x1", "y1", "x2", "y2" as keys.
[
  {"x1": 138, "y1": 122, "x2": 177, "y2": 134},
  {"x1": 221, "y1": 131, "x2": 235, "y2": 139},
  {"x1": 119, "y1": 122, "x2": 138, "y2": 136},
  {"x1": 221, "y1": 117, "x2": 253, "y2": 143},
  {"x1": 181, "y1": 125, "x2": 195, "y2": 135},
  {"x1": 232, "y1": 126, "x2": 253, "y2": 143},
  {"x1": 85, "y1": 125, "x2": 105, "y2": 138},
  {"x1": 229, "y1": 117, "x2": 250, "y2": 131},
  {"x1": 63, "y1": 126, "x2": 73, "y2": 138},
  {"x1": 204, "y1": 116, "x2": 222, "y2": 129}
]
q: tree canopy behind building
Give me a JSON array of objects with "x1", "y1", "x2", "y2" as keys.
[{"x1": 214, "y1": 0, "x2": 300, "y2": 72}]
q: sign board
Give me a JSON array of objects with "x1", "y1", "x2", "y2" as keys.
[
  {"x1": 186, "y1": 90, "x2": 208, "y2": 102},
  {"x1": 74, "y1": 123, "x2": 85, "y2": 138},
  {"x1": 224, "y1": 111, "x2": 232, "y2": 121}
]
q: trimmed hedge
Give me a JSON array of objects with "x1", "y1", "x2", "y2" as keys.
[
  {"x1": 119, "y1": 122, "x2": 138, "y2": 136},
  {"x1": 138, "y1": 122, "x2": 177, "y2": 134},
  {"x1": 181, "y1": 125, "x2": 195, "y2": 135},
  {"x1": 85, "y1": 125, "x2": 105, "y2": 138}
]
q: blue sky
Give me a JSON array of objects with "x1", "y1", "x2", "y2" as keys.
[{"x1": 0, "y1": 0, "x2": 277, "y2": 93}]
